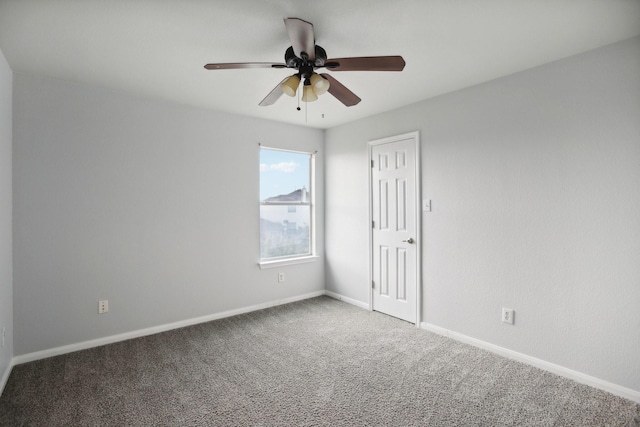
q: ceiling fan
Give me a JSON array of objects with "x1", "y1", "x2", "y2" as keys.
[{"x1": 204, "y1": 18, "x2": 406, "y2": 107}]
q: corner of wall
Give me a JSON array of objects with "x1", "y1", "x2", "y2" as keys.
[{"x1": 0, "y1": 46, "x2": 14, "y2": 397}]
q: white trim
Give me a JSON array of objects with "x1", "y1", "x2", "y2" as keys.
[
  {"x1": 367, "y1": 143, "x2": 374, "y2": 312},
  {"x1": 324, "y1": 290, "x2": 369, "y2": 310},
  {"x1": 258, "y1": 255, "x2": 319, "y2": 269},
  {"x1": 421, "y1": 322, "x2": 640, "y2": 404},
  {"x1": 258, "y1": 144, "x2": 317, "y2": 156},
  {"x1": 414, "y1": 132, "x2": 422, "y2": 327},
  {"x1": 0, "y1": 359, "x2": 14, "y2": 397},
  {"x1": 368, "y1": 131, "x2": 422, "y2": 325},
  {"x1": 13, "y1": 291, "x2": 324, "y2": 365}
]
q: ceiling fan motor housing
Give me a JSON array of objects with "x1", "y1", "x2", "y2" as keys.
[{"x1": 284, "y1": 45, "x2": 328, "y2": 70}]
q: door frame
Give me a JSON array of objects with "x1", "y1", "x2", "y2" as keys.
[{"x1": 368, "y1": 131, "x2": 422, "y2": 326}]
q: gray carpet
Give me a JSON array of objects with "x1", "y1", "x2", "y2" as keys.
[{"x1": 1, "y1": 296, "x2": 638, "y2": 426}]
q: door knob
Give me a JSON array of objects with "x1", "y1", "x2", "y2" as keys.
[{"x1": 402, "y1": 238, "x2": 415, "y2": 244}]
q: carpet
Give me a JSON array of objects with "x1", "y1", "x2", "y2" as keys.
[{"x1": 1, "y1": 296, "x2": 638, "y2": 426}]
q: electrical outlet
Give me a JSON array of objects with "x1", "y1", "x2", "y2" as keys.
[
  {"x1": 98, "y1": 300, "x2": 109, "y2": 314},
  {"x1": 502, "y1": 308, "x2": 514, "y2": 324},
  {"x1": 278, "y1": 272, "x2": 285, "y2": 283}
]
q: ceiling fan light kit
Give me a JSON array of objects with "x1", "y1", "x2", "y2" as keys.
[
  {"x1": 280, "y1": 72, "x2": 328, "y2": 101},
  {"x1": 204, "y1": 18, "x2": 405, "y2": 108}
]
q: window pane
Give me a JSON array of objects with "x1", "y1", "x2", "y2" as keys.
[
  {"x1": 260, "y1": 148, "x2": 312, "y2": 260},
  {"x1": 260, "y1": 205, "x2": 310, "y2": 258},
  {"x1": 260, "y1": 150, "x2": 309, "y2": 201}
]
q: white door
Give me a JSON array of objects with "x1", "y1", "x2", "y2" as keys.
[{"x1": 371, "y1": 134, "x2": 419, "y2": 323}]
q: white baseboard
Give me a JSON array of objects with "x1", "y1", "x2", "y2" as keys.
[
  {"x1": 0, "y1": 359, "x2": 14, "y2": 397},
  {"x1": 13, "y1": 291, "x2": 325, "y2": 366},
  {"x1": 12, "y1": 294, "x2": 637, "y2": 404},
  {"x1": 324, "y1": 290, "x2": 369, "y2": 310},
  {"x1": 421, "y1": 322, "x2": 640, "y2": 404}
]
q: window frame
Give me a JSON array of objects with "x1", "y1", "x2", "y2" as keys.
[{"x1": 258, "y1": 146, "x2": 318, "y2": 269}]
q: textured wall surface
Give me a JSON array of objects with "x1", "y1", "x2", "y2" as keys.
[
  {"x1": 12, "y1": 74, "x2": 325, "y2": 355},
  {"x1": 325, "y1": 37, "x2": 640, "y2": 392},
  {"x1": 0, "y1": 48, "x2": 13, "y2": 388}
]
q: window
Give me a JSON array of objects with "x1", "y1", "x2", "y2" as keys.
[{"x1": 259, "y1": 147, "x2": 314, "y2": 263}]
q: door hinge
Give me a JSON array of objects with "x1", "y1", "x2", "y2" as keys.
[
  {"x1": 372, "y1": 281, "x2": 375, "y2": 289},
  {"x1": 371, "y1": 160, "x2": 374, "y2": 168},
  {"x1": 372, "y1": 220, "x2": 375, "y2": 228}
]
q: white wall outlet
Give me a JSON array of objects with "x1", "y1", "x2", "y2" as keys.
[
  {"x1": 502, "y1": 308, "x2": 514, "y2": 324},
  {"x1": 278, "y1": 272, "x2": 285, "y2": 283},
  {"x1": 1, "y1": 327, "x2": 5, "y2": 347},
  {"x1": 98, "y1": 300, "x2": 109, "y2": 314}
]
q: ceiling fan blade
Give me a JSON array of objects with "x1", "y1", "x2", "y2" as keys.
[
  {"x1": 284, "y1": 18, "x2": 315, "y2": 61},
  {"x1": 259, "y1": 77, "x2": 289, "y2": 106},
  {"x1": 320, "y1": 73, "x2": 361, "y2": 107},
  {"x1": 204, "y1": 62, "x2": 286, "y2": 70},
  {"x1": 325, "y1": 56, "x2": 405, "y2": 72}
]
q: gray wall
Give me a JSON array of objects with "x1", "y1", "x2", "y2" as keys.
[
  {"x1": 325, "y1": 37, "x2": 640, "y2": 392},
  {"x1": 0, "y1": 48, "x2": 13, "y2": 384},
  {"x1": 13, "y1": 74, "x2": 325, "y2": 355}
]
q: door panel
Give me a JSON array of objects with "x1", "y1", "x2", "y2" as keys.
[
  {"x1": 397, "y1": 247, "x2": 407, "y2": 301},
  {"x1": 397, "y1": 178, "x2": 407, "y2": 231},
  {"x1": 380, "y1": 246, "x2": 389, "y2": 296},
  {"x1": 379, "y1": 179, "x2": 389, "y2": 230}
]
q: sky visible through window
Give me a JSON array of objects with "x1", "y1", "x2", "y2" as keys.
[{"x1": 260, "y1": 149, "x2": 309, "y2": 201}]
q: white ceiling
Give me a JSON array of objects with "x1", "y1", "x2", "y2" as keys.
[{"x1": 1, "y1": 0, "x2": 639, "y2": 129}]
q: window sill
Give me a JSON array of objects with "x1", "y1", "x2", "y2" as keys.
[{"x1": 258, "y1": 255, "x2": 319, "y2": 269}]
